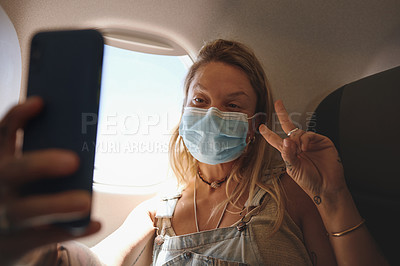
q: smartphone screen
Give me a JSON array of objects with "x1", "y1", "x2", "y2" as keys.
[{"x1": 21, "y1": 29, "x2": 104, "y2": 232}]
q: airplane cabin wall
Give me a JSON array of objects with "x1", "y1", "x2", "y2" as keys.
[{"x1": 1, "y1": 0, "x2": 399, "y2": 247}]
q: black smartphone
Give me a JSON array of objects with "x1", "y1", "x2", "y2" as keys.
[{"x1": 21, "y1": 29, "x2": 104, "y2": 233}]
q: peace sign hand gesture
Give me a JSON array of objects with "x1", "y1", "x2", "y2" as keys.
[{"x1": 260, "y1": 100, "x2": 347, "y2": 205}]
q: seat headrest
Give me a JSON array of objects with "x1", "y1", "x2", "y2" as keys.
[{"x1": 310, "y1": 66, "x2": 400, "y2": 199}]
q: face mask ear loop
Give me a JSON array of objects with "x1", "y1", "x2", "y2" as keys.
[
  {"x1": 246, "y1": 113, "x2": 259, "y2": 146},
  {"x1": 247, "y1": 113, "x2": 258, "y2": 120}
]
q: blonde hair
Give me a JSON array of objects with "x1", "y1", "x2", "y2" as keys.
[{"x1": 168, "y1": 39, "x2": 285, "y2": 234}]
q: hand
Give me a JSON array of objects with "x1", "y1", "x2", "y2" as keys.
[
  {"x1": 259, "y1": 100, "x2": 347, "y2": 204},
  {"x1": 0, "y1": 97, "x2": 100, "y2": 265}
]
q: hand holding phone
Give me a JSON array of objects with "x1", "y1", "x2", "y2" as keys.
[
  {"x1": 0, "y1": 98, "x2": 102, "y2": 265},
  {"x1": 21, "y1": 29, "x2": 104, "y2": 233}
]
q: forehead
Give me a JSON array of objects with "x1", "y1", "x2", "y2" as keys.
[{"x1": 190, "y1": 62, "x2": 255, "y2": 97}]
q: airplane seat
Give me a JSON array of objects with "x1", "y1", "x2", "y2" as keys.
[{"x1": 309, "y1": 65, "x2": 400, "y2": 265}]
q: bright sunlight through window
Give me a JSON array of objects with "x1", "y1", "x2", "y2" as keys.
[{"x1": 94, "y1": 45, "x2": 192, "y2": 188}]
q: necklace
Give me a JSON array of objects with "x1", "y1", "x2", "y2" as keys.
[
  {"x1": 197, "y1": 168, "x2": 228, "y2": 189},
  {"x1": 193, "y1": 176, "x2": 228, "y2": 232}
]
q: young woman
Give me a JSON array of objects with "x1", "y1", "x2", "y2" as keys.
[{"x1": 0, "y1": 40, "x2": 387, "y2": 265}]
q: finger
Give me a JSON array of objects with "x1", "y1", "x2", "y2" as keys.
[
  {"x1": 0, "y1": 97, "x2": 44, "y2": 156},
  {"x1": 0, "y1": 149, "x2": 79, "y2": 185},
  {"x1": 33, "y1": 220, "x2": 101, "y2": 245},
  {"x1": 300, "y1": 131, "x2": 315, "y2": 151},
  {"x1": 274, "y1": 100, "x2": 296, "y2": 134},
  {"x1": 282, "y1": 138, "x2": 299, "y2": 173},
  {"x1": 8, "y1": 190, "x2": 91, "y2": 226},
  {"x1": 300, "y1": 131, "x2": 330, "y2": 152},
  {"x1": 287, "y1": 129, "x2": 306, "y2": 155},
  {"x1": 0, "y1": 221, "x2": 101, "y2": 261},
  {"x1": 259, "y1": 124, "x2": 283, "y2": 152}
]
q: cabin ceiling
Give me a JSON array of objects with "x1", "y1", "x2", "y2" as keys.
[{"x1": 1, "y1": 0, "x2": 399, "y2": 128}]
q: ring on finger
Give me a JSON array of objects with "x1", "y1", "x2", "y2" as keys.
[
  {"x1": 0, "y1": 203, "x2": 11, "y2": 234},
  {"x1": 287, "y1": 127, "x2": 299, "y2": 137}
]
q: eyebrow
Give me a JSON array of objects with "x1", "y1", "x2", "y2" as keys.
[{"x1": 193, "y1": 83, "x2": 250, "y2": 99}]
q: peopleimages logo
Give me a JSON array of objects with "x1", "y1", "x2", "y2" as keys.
[
  {"x1": 81, "y1": 140, "x2": 169, "y2": 153},
  {"x1": 82, "y1": 112, "x2": 315, "y2": 135},
  {"x1": 81, "y1": 112, "x2": 178, "y2": 136},
  {"x1": 80, "y1": 111, "x2": 316, "y2": 153},
  {"x1": 81, "y1": 112, "x2": 177, "y2": 154}
]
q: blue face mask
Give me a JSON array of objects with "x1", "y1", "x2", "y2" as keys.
[{"x1": 179, "y1": 107, "x2": 255, "y2": 165}]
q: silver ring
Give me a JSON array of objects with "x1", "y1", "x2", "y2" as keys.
[
  {"x1": 0, "y1": 203, "x2": 10, "y2": 234},
  {"x1": 287, "y1": 128, "x2": 299, "y2": 137}
]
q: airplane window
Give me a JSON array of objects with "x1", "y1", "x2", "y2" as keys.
[
  {"x1": 93, "y1": 44, "x2": 192, "y2": 191},
  {"x1": 0, "y1": 6, "x2": 21, "y2": 118}
]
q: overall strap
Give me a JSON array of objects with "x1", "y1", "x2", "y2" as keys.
[
  {"x1": 155, "y1": 192, "x2": 182, "y2": 218},
  {"x1": 155, "y1": 192, "x2": 182, "y2": 240}
]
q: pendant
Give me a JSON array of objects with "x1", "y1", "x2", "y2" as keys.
[{"x1": 211, "y1": 181, "x2": 220, "y2": 189}]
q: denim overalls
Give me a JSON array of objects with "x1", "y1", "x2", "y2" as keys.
[{"x1": 152, "y1": 187, "x2": 271, "y2": 265}]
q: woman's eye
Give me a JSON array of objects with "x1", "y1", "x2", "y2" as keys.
[
  {"x1": 228, "y1": 103, "x2": 239, "y2": 109},
  {"x1": 194, "y1": 98, "x2": 204, "y2": 103}
]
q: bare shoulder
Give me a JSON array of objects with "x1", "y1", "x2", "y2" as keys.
[
  {"x1": 123, "y1": 196, "x2": 160, "y2": 227},
  {"x1": 91, "y1": 197, "x2": 160, "y2": 265},
  {"x1": 95, "y1": 197, "x2": 159, "y2": 242}
]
